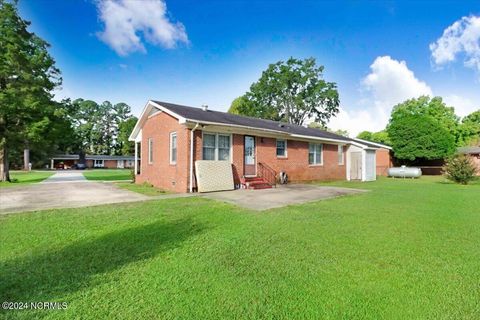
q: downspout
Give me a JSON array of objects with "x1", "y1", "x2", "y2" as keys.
[{"x1": 189, "y1": 123, "x2": 201, "y2": 193}]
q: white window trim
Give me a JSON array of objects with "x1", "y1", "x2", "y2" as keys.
[
  {"x1": 170, "y1": 132, "x2": 177, "y2": 165},
  {"x1": 276, "y1": 139, "x2": 287, "y2": 158},
  {"x1": 338, "y1": 145, "x2": 345, "y2": 165},
  {"x1": 202, "y1": 132, "x2": 232, "y2": 162},
  {"x1": 94, "y1": 159, "x2": 104, "y2": 168},
  {"x1": 309, "y1": 143, "x2": 323, "y2": 166},
  {"x1": 148, "y1": 138, "x2": 153, "y2": 164}
]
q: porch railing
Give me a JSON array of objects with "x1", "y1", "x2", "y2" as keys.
[{"x1": 258, "y1": 162, "x2": 277, "y2": 188}]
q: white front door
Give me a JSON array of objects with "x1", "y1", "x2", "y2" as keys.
[{"x1": 117, "y1": 160, "x2": 125, "y2": 168}]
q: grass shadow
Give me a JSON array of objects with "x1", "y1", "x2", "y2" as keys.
[{"x1": 0, "y1": 218, "x2": 205, "y2": 305}]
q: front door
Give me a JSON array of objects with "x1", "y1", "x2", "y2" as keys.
[
  {"x1": 117, "y1": 160, "x2": 125, "y2": 169},
  {"x1": 244, "y1": 135, "x2": 256, "y2": 176},
  {"x1": 350, "y1": 152, "x2": 362, "y2": 180}
]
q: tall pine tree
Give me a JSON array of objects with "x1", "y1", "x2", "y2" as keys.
[{"x1": 0, "y1": 0, "x2": 62, "y2": 181}]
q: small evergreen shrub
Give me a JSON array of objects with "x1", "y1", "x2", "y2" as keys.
[{"x1": 443, "y1": 154, "x2": 477, "y2": 185}]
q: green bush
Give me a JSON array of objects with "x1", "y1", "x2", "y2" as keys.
[
  {"x1": 130, "y1": 168, "x2": 135, "y2": 183},
  {"x1": 443, "y1": 154, "x2": 477, "y2": 185}
]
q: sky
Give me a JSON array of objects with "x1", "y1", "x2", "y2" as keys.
[{"x1": 19, "y1": 0, "x2": 480, "y2": 136}]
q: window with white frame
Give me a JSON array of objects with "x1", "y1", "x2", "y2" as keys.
[
  {"x1": 148, "y1": 138, "x2": 153, "y2": 164},
  {"x1": 276, "y1": 139, "x2": 287, "y2": 157},
  {"x1": 308, "y1": 143, "x2": 323, "y2": 165},
  {"x1": 202, "y1": 133, "x2": 231, "y2": 161},
  {"x1": 338, "y1": 145, "x2": 344, "y2": 165},
  {"x1": 94, "y1": 159, "x2": 104, "y2": 168},
  {"x1": 170, "y1": 132, "x2": 177, "y2": 164}
]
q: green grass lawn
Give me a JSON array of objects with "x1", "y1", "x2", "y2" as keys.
[
  {"x1": 82, "y1": 169, "x2": 131, "y2": 181},
  {"x1": 1, "y1": 176, "x2": 479, "y2": 319},
  {"x1": 0, "y1": 170, "x2": 53, "y2": 188},
  {"x1": 116, "y1": 182, "x2": 169, "y2": 196}
]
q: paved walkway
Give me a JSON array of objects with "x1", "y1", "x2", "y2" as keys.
[
  {"x1": 203, "y1": 184, "x2": 367, "y2": 210},
  {"x1": 0, "y1": 171, "x2": 191, "y2": 214},
  {"x1": 42, "y1": 171, "x2": 87, "y2": 183}
]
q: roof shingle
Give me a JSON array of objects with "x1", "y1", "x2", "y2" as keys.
[{"x1": 153, "y1": 100, "x2": 351, "y2": 142}]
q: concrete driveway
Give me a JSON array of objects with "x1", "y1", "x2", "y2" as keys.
[
  {"x1": 0, "y1": 171, "x2": 149, "y2": 214},
  {"x1": 203, "y1": 184, "x2": 367, "y2": 210}
]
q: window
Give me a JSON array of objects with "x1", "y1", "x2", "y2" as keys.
[
  {"x1": 170, "y1": 132, "x2": 177, "y2": 164},
  {"x1": 338, "y1": 145, "x2": 344, "y2": 165},
  {"x1": 202, "y1": 133, "x2": 231, "y2": 161},
  {"x1": 218, "y1": 135, "x2": 230, "y2": 160},
  {"x1": 308, "y1": 143, "x2": 323, "y2": 165},
  {"x1": 94, "y1": 159, "x2": 104, "y2": 168},
  {"x1": 276, "y1": 139, "x2": 287, "y2": 157},
  {"x1": 202, "y1": 134, "x2": 216, "y2": 160},
  {"x1": 148, "y1": 138, "x2": 153, "y2": 164}
]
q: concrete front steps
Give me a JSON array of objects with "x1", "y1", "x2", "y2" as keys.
[{"x1": 244, "y1": 177, "x2": 273, "y2": 190}]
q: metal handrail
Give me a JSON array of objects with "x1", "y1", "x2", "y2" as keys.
[{"x1": 258, "y1": 162, "x2": 277, "y2": 188}]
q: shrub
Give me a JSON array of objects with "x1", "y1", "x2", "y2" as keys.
[
  {"x1": 442, "y1": 154, "x2": 477, "y2": 185},
  {"x1": 130, "y1": 168, "x2": 135, "y2": 183}
]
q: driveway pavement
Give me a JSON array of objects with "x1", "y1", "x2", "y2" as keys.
[
  {"x1": 203, "y1": 184, "x2": 367, "y2": 210},
  {"x1": 41, "y1": 171, "x2": 87, "y2": 183},
  {"x1": 0, "y1": 172, "x2": 150, "y2": 214}
]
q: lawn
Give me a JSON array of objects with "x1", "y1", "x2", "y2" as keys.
[
  {"x1": 1, "y1": 177, "x2": 479, "y2": 319},
  {"x1": 82, "y1": 169, "x2": 131, "y2": 181},
  {"x1": 0, "y1": 170, "x2": 53, "y2": 188},
  {"x1": 116, "y1": 182, "x2": 169, "y2": 196}
]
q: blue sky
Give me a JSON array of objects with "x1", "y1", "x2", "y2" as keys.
[{"x1": 19, "y1": 0, "x2": 480, "y2": 135}]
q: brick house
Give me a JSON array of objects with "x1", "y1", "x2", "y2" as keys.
[
  {"x1": 129, "y1": 100, "x2": 391, "y2": 193},
  {"x1": 50, "y1": 155, "x2": 135, "y2": 169}
]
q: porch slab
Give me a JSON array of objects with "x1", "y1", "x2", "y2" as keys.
[{"x1": 202, "y1": 183, "x2": 367, "y2": 211}]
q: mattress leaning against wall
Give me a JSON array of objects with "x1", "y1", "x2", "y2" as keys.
[{"x1": 195, "y1": 160, "x2": 235, "y2": 192}]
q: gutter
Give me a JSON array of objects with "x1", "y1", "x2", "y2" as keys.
[{"x1": 189, "y1": 123, "x2": 201, "y2": 193}]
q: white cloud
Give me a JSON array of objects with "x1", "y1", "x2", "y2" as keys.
[
  {"x1": 96, "y1": 0, "x2": 188, "y2": 56},
  {"x1": 443, "y1": 94, "x2": 479, "y2": 118},
  {"x1": 429, "y1": 15, "x2": 480, "y2": 72},
  {"x1": 328, "y1": 56, "x2": 432, "y2": 136}
]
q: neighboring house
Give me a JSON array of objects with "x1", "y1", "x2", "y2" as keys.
[
  {"x1": 50, "y1": 154, "x2": 135, "y2": 169},
  {"x1": 129, "y1": 100, "x2": 392, "y2": 193},
  {"x1": 352, "y1": 138, "x2": 393, "y2": 176},
  {"x1": 458, "y1": 146, "x2": 480, "y2": 176}
]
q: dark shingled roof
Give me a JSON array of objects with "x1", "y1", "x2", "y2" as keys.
[{"x1": 153, "y1": 100, "x2": 352, "y2": 142}]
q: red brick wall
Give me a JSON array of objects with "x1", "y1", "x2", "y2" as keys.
[
  {"x1": 136, "y1": 112, "x2": 190, "y2": 192},
  {"x1": 192, "y1": 133, "x2": 346, "y2": 184},
  {"x1": 376, "y1": 148, "x2": 392, "y2": 176},
  {"x1": 86, "y1": 159, "x2": 121, "y2": 169},
  {"x1": 139, "y1": 123, "x2": 350, "y2": 192},
  {"x1": 254, "y1": 137, "x2": 346, "y2": 181}
]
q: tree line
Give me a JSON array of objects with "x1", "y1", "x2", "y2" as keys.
[{"x1": 0, "y1": 1, "x2": 135, "y2": 181}]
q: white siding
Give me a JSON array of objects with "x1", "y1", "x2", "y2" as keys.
[{"x1": 365, "y1": 150, "x2": 376, "y2": 181}]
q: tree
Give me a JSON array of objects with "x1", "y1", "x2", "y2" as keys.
[
  {"x1": 117, "y1": 116, "x2": 137, "y2": 155},
  {"x1": 389, "y1": 96, "x2": 459, "y2": 139},
  {"x1": 230, "y1": 57, "x2": 340, "y2": 126},
  {"x1": 387, "y1": 114, "x2": 455, "y2": 161},
  {"x1": 457, "y1": 110, "x2": 480, "y2": 146},
  {"x1": 357, "y1": 130, "x2": 391, "y2": 145},
  {"x1": 387, "y1": 96, "x2": 459, "y2": 162},
  {"x1": 67, "y1": 98, "x2": 133, "y2": 155},
  {"x1": 0, "y1": 1, "x2": 61, "y2": 181}
]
